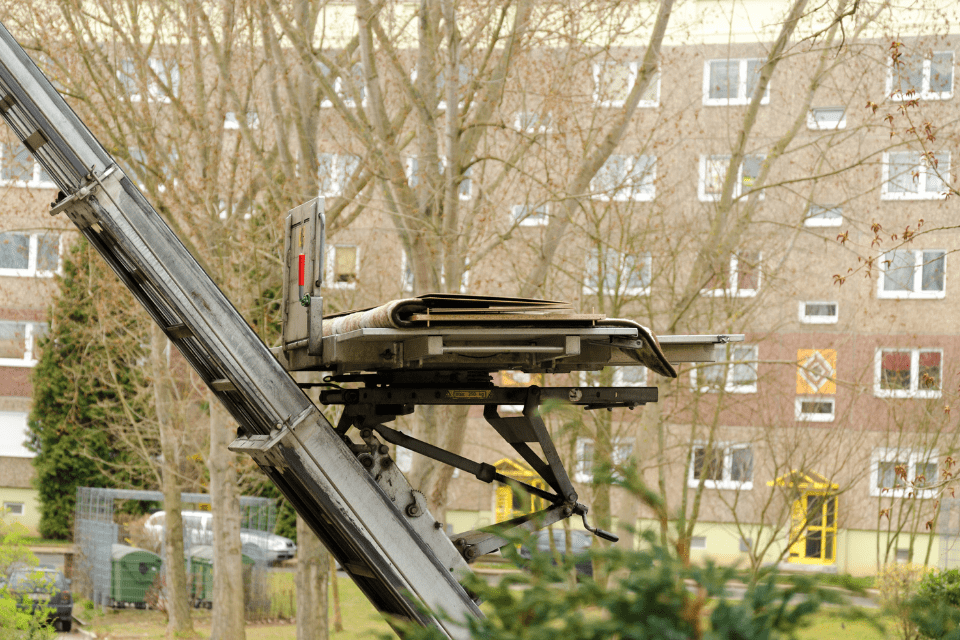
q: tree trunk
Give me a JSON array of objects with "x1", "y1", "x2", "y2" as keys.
[
  {"x1": 296, "y1": 515, "x2": 329, "y2": 640},
  {"x1": 210, "y1": 395, "x2": 246, "y2": 640},
  {"x1": 330, "y1": 557, "x2": 343, "y2": 633},
  {"x1": 151, "y1": 324, "x2": 194, "y2": 638}
]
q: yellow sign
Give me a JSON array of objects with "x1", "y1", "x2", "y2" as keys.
[
  {"x1": 796, "y1": 349, "x2": 836, "y2": 394},
  {"x1": 446, "y1": 390, "x2": 491, "y2": 400}
]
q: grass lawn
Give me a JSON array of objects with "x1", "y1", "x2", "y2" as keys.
[
  {"x1": 81, "y1": 572, "x2": 393, "y2": 640},
  {"x1": 796, "y1": 610, "x2": 894, "y2": 640},
  {"x1": 78, "y1": 569, "x2": 892, "y2": 640}
]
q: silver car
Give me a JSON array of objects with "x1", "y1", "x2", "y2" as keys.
[{"x1": 143, "y1": 510, "x2": 296, "y2": 564}]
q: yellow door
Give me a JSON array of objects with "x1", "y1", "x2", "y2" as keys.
[{"x1": 788, "y1": 492, "x2": 837, "y2": 565}]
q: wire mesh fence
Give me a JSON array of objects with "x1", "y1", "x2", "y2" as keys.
[{"x1": 75, "y1": 486, "x2": 279, "y2": 618}]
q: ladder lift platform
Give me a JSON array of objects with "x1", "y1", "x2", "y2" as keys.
[{"x1": 0, "y1": 22, "x2": 741, "y2": 639}]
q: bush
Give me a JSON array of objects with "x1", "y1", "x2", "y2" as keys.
[
  {"x1": 877, "y1": 563, "x2": 932, "y2": 640},
  {"x1": 907, "y1": 569, "x2": 960, "y2": 640},
  {"x1": 388, "y1": 530, "x2": 828, "y2": 640}
]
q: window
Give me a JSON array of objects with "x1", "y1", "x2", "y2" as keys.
[
  {"x1": 0, "y1": 321, "x2": 46, "y2": 366},
  {"x1": 796, "y1": 397, "x2": 835, "y2": 422},
  {"x1": 511, "y1": 204, "x2": 549, "y2": 227},
  {"x1": 807, "y1": 107, "x2": 846, "y2": 130},
  {"x1": 690, "y1": 535, "x2": 707, "y2": 549},
  {"x1": 0, "y1": 411, "x2": 31, "y2": 457},
  {"x1": 614, "y1": 366, "x2": 647, "y2": 387},
  {"x1": 0, "y1": 232, "x2": 60, "y2": 278},
  {"x1": 574, "y1": 436, "x2": 634, "y2": 483},
  {"x1": 870, "y1": 448, "x2": 938, "y2": 498},
  {"x1": 875, "y1": 348, "x2": 941, "y2": 398},
  {"x1": 0, "y1": 143, "x2": 54, "y2": 189},
  {"x1": 799, "y1": 301, "x2": 838, "y2": 324},
  {"x1": 223, "y1": 111, "x2": 260, "y2": 130},
  {"x1": 882, "y1": 151, "x2": 949, "y2": 200},
  {"x1": 326, "y1": 244, "x2": 358, "y2": 289},
  {"x1": 118, "y1": 57, "x2": 180, "y2": 103},
  {"x1": 879, "y1": 250, "x2": 945, "y2": 299},
  {"x1": 888, "y1": 51, "x2": 954, "y2": 100},
  {"x1": 591, "y1": 155, "x2": 656, "y2": 201},
  {"x1": 593, "y1": 61, "x2": 659, "y2": 108},
  {"x1": 804, "y1": 205, "x2": 843, "y2": 227},
  {"x1": 514, "y1": 111, "x2": 553, "y2": 134},
  {"x1": 2, "y1": 502, "x2": 24, "y2": 516},
  {"x1": 703, "y1": 58, "x2": 769, "y2": 106},
  {"x1": 702, "y1": 252, "x2": 761, "y2": 298},
  {"x1": 688, "y1": 442, "x2": 754, "y2": 490},
  {"x1": 693, "y1": 344, "x2": 758, "y2": 394},
  {"x1": 400, "y1": 251, "x2": 470, "y2": 294},
  {"x1": 583, "y1": 248, "x2": 651, "y2": 297},
  {"x1": 406, "y1": 157, "x2": 471, "y2": 200},
  {"x1": 318, "y1": 153, "x2": 360, "y2": 197},
  {"x1": 698, "y1": 154, "x2": 764, "y2": 201},
  {"x1": 319, "y1": 62, "x2": 366, "y2": 108}
]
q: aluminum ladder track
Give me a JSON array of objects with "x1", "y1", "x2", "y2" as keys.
[{"x1": 0, "y1": 21, "x2": 479, "y2": 638}]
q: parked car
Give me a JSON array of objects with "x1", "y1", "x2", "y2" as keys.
[
  {"x1": 1, "y1": 565, "x2": 73, "y2": 632},
  {"x1": 143, "y1": 510, "x2": 296, "y2": 564},
  {"x1": 518, "y1": 529, "x2": 593, "y2": 577}
]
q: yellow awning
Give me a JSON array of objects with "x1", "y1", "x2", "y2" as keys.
[{"x1": 767, "y1": 469, "x2": 839, "y2": 491}]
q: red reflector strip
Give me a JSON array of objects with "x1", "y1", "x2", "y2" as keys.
[{"x1": 298, "y1": 254, "x2": 305, "y2": 287}]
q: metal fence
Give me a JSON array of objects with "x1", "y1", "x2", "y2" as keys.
[{"x1": 75, "y1": 487, "x2": 276, "y2": 617}]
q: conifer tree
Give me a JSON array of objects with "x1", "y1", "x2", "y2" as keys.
[{"x1": 28, "y1": 239, "x2": 151, "y2": 540}]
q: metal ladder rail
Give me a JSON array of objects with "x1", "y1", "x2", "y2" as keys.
[{"x1": 0, "y1": 21, "x2": 480, "y2": 638}]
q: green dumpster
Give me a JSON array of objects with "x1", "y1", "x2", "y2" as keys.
[
  {"x1": 185, "y1": 545, "x2": 255, "y2": 608},
  {"x1": 110, "y1": 544, "x2": 162, "y2": 607}
]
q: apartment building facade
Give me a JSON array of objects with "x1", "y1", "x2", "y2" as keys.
[{"x1": 1, "y1": 0, "x2": 958, "y2": 573}]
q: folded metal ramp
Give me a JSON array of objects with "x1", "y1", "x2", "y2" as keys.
[{"x1": 0, "y1": 21, "x2": 479, "y2": 638}]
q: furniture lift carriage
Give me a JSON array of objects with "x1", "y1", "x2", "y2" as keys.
[{"x1": 0, "y1": 24, "x2": 742, "y2": 639}]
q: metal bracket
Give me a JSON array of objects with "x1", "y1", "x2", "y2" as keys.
[{"x1": 49, "y1": 166, "x2": 116, "y2": 217}]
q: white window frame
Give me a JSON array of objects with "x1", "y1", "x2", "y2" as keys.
[
  {"x1": 0, "y1": 411, "x2": 32, "y2": 458},
  {"x1": 592, "y1": 61, "x2": 659, "y2": 108},
  {"x1": 687, "y1": 442, "x2": 754, "y2": 491},
  {"x1": 590, "y1": 155, "x2": 656, "y2": 202},
  {"x1": 692, "y1": 344, "x2": 759, "y2": 394},
  {"x1": 795, "y1": 396, "x2": 836, "y2": 422},
  {"x1": 887, "y1": 51, "x2": 954, "y2": 101},
  {"x1": 0, "y1": 143, "x2": 56, "y2": 189},
  {"x1": 798, "y1": 301, "x2": 839, "y2": 324},
  {"x1": 806, "y1": 107, "x2": 847, "y2": 130},
  {"x1": 881, "y1": 151, "x2": 950, "y2": 200},
  {"x1": 514, "y1": 111, "x2": 553, "y2": 134},
  {"x1": 223, "y1": 111, "x2": 260, "y2": 130},
  {"x1": 318, "y1": 153, "x2": 360, "y2": 198},
  {"x1": 511, "y1": 204, "x2": 549, "y2": 227},
  {"x1": 878, "y1": 249, "x2": 945, "y2": 299},
  {"x1": 325, "y1": 244, "x2": 359, "y2": 290},
  {"x1": 0, "y1": 320, "x2": 46, "y2": 367},
  {"x1": 874, "y1": 348, "x2": 942, "y2": 399},
  {"x1": 702, "y1": 58, "x2": 770, "y2": 106},
  {"x1": 405, "y1": 157, "x2": 472, "y2": 201},
  {"x1": 118, "y1": 57, "x2": 179, "y2": 103},
  {"x1": 574, "y1": 436, "x2": 634, "y2": 483},
  {"x1": 870, "y1": 448, "x2": 939, "y2": 498},
  {"x1": 2, "y1": 502, "x2": 24, "y2": 516},
  {"x1": 614, "y1": 366, "x2": 647, "y2": 387},
  {"x1": 698, "y1": 154, "x2": 765, "y2": 202},
  {"x1": 583, "y1": 248, "x2": 652, "y2": 297},
  {"x1": 804, "y1": 204, "x2": 843, "y2": 227},
  {"x1": 701, "y1": 252, "x2": 761, "y2": 298},
  {"x1": 400, "y1": 251, "x2": 469, "y2": 294},
  {"x1": 0, "y1": 231, "x2": 61, "y2": 278}
]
